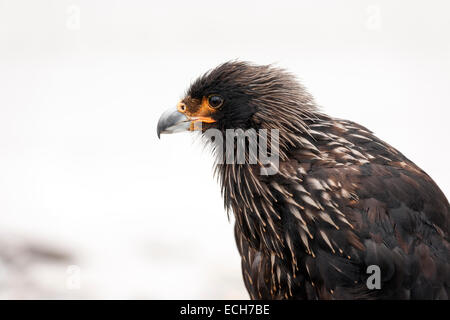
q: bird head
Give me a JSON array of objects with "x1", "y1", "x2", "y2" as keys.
[{"x1": 157, "y1": 61, "x2": 318, "y2": 141}]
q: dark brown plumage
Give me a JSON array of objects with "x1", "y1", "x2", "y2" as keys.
[{"x1": 157, "y1": 61, "x2": 450, "y2": 299}]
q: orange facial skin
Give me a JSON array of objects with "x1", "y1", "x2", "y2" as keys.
[{"x1": 177, "y1": 97, "x2": 218, "y2": 131}]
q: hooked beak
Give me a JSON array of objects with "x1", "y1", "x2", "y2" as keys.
[
  {"x1": 157, "y1": 101, "x2": 217, "y2": 138},
  {"x1": 156, "y1": 109, "x2": 191, "y2": 138}
]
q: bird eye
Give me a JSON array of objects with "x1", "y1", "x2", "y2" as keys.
[{"x1": 208, "y1": 95, "x2": 224, "y2": 109}]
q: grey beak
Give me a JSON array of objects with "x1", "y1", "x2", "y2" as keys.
[{"x1": 157, "y1": 109, "x2": 191, "y2": 138}]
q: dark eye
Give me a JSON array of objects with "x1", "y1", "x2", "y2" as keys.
[{"x1": 208, "y1": 95, "x2": 224, "y2": 109}]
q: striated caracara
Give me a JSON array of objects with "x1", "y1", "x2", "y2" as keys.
[{"x1": 157, "y1": 61, "x2": 449, "y2": 299}]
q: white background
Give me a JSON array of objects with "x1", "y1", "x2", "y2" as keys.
[{"x1": 0, "y1": 0, "x2": 449, "y2": 299}]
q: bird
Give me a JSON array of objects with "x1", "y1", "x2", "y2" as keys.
[{"x1": 157, "y1": 61, "x2": 449, "y2": 299}]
